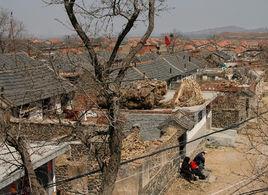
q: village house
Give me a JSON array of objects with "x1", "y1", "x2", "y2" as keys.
[
  {"x1": 237, "y1": 48, "x2": 263, "y2": 62},
  {"x1": 0, "y1": 142, "x2": 70, "y2": 195},
  {"x1": 110, "y1": 86, "x2": 217, "y2": 194},
  {"x1": 196, "y1": 67, "x2": 264, "y2": 128},
  {"x1": 120, "y1": 53, "x2": 201, "y2": 88},
  {"x1": 0, "y1": 52, "x2": 75, "y2": 121},
  {"x1": 205, "y1": 50, "x2": 233, "y2": 68}
]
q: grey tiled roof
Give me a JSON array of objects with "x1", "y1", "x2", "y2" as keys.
[
  {"x1": 158, "y1": 111, "x2": 195, "y2": 131},
  {"x1": 213, "y1": 51, "x2": 232, "y2": 61},
  {"x1": 136, "y1": 53, "x2": 159, "y2": 62},
  {"x1": 0, "y1": 53, "x2": 74, "y2": 107},
  {"x1": 162, "y1": 53, "x2": 200, "y2": 73},
  {"x1": 124, "y1": 113, "x2": 171, "y2": 140},
  {"x1": 134, "y1": 56, "x2": 183, "y2": 81},
  {"x1": 0, "y1": 53, "x2": 40, "y2": 70},
  {"x1": 51, "y1": 51, "x2": 127, "y2": 73},
  {"x1": 119, "y1": 53, "x2": 200, "y2": 84},
  {"x1": 50, "y1": 52, "x2": 93, "y2": 73},
  {"x1": 176, "y1": 52, "x2": 209, "y2": 68}
]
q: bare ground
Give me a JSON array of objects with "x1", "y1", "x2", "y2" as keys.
[
  {"x1": 166, "y1": 138, "x2": 253, "y2": 194},
  {"x1": 166, "y1": 82, "x2": 268, "y2": 195}
]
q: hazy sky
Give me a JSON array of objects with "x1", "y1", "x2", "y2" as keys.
[{"x1": 0, "y1": 0, "x2": 267, "y2": 38}]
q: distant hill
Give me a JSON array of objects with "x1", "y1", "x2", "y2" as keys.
[{"x1": 184, "y1": 26, "x2": 268, "y2": 38}]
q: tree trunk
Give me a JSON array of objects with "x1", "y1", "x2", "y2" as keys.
[
  {"x1": 0, "y1": 39, "x2": 5, "y2": 53},
  {"x1": 6, "y1": 136, "x2": 47, "y2": 195},
  {"x1": 100, "y1": 96, "x2": 123, "y2": 195}
]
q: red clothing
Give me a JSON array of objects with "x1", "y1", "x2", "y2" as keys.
[
  {"x1": 190, "y1": 161, "x2": 198, "y2": 170},
  {"x1": 165, "y1": 36, "x2": 171, "y2": 46}
]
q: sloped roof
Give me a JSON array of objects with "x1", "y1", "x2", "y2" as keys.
[
  {"x1": 111, "y1": 53, "x2": 201, "y2": 85},
  {"x1": 213, "y1": 51, "x2": 232, "y2": 61},
  {"x1": 0, "y1": 142, "x2": 70, "y2": 189},
  {"x1": 51, "y1": 52, "x2": 93, "y2": 73},
  {"x1": 124, "y1": 112, "x2": 171, "y2": 140},
  {"x1": 0, "y1": 53, "x2": 75, "y2": 107},
  {"x1": 133, "y1": 56, "x2": 183, "y2": 81}
]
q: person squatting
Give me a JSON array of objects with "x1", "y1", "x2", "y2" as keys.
[{"x1": 180, "y1": 151, "x2": 207, "y2": 182}]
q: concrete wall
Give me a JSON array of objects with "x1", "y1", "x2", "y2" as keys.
[{"x1": 186, "y1": 110, "x2": 210, "y2": 156}]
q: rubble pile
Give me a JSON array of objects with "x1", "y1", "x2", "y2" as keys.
[
  {"x1": 121, "y1": 127, "x2": 150, "y2": 160},
  {"x1": 121, "y1": 79, "x2": 167, "y2": 109},
  {"x1": 171, "y1": 79, "x2": 205, "y2": 107}
]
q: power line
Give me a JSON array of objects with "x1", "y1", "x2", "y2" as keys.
[{"x1": 46, "y1": 109, "x2": 268, "y2": 188}]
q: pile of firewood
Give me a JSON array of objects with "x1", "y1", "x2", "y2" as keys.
[
  {"x1": 171, "y1": 79, "x2": 205, "y2": 107},
  {"x1": 121, "y1": 127, "x2": 150, "y2": 160},
  {"x1": 121, "y1": 79, "x2": 167, "y2": 109}
]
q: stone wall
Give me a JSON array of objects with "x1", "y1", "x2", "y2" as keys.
[
  {"x1": 55, "y1": 143, "x2": 99, "y2": 195},
  {"x1": 212, "y1": 95, "x2": 249, "y2": 128},
  {"x1": 212, "y1": 110, "x2": 239, "y2": 128},
  {"x1": 55, "y1": 154, "x2": 89, "y2": 195},
  {"x1": 113, "y1": 129, "x2": 180, "y2": 195},
  {"x1": 5, "y1": 120, "x2": 73, "y2": 141},
  {"x1": 141, "y1": 148, "x2": 179, "y2": 195}
]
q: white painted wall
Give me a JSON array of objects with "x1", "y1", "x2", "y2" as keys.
[{"x1": 186, "y1": 111, "x2": 212, "y2": 156}]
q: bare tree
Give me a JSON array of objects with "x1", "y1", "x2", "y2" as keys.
[
  {"x1": 45, "y1": 0, "x2": 165, "y2": 193},
  {"x1": 0, "y1": 8, "x2": 24, "y2": 53},
  {"x1": 0, "y1": 109, "x2": 47, "y2": 194},
  {"x1": 5, "y1": 134, "x2": 47, "y2": 195}
]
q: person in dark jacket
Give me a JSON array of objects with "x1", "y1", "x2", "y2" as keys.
[
  {"x1": 180, "y1": 157, "x2": 197, "y2": 182},
  {"x1": 190, "y1": 160, "x2": 206, "y2": 180},
  {"x1": 193, "y1": 151, "x2": 206, "y2": 170}
]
